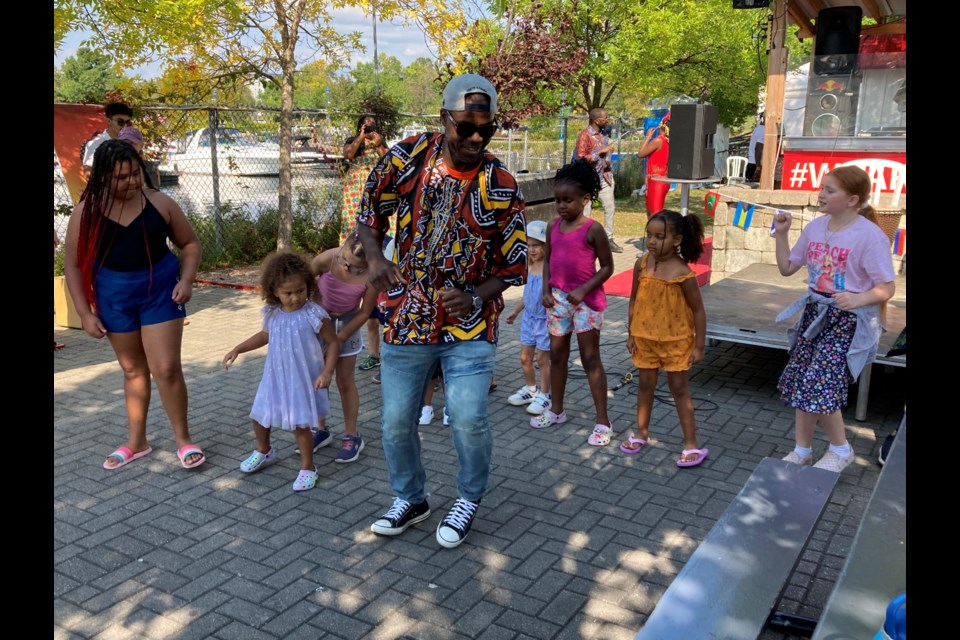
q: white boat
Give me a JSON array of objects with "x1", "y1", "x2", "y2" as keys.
[
  {"x1": 387, "y1": 122, "x2": 433, "y2": 148},
  {"x1": 159, "y1": 128, "x2": 281, "y2": 177}
]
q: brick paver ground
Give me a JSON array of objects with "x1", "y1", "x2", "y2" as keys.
[{"x1": 55, "y1": 243, "x2": 906, "y2": 639}]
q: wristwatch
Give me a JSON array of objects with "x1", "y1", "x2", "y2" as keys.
[{"x1": 468, "y1": 289, "x2": 484, "y2": 313}]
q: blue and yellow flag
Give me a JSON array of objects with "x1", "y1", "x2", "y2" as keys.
[{"x1": 733, "y1": 201, "x2": 754, "y2": 230}]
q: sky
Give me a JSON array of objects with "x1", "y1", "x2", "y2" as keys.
[{"x1": 54, "y1": 7, "x2": 435, "y2": 78}]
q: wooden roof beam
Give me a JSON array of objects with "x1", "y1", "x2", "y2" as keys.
[
  {"x1": 787, "y1": 4, "x2": 816, "y2": 40},
  {"x1": 861, "y1": 21, "x2": 907, "y2": 36},
  {"x1": 860, "y1": 0, "x2": 884, "y2": 22}
]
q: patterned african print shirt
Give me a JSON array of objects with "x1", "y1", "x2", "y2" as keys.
[{"x1": 357, "y1": 132, "x2": 527, "y2": 345}]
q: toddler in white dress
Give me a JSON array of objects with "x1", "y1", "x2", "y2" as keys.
[{"x1": 222, "y1": 252, "x2": 341, "y2": 491}]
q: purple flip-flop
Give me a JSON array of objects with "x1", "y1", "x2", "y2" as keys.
[
  {"x1": 677, "y1": 448, "x2": 709, "y2": 467},
  {"x1": 619, "y1": 437, "x2": 648, "y2": 455}
]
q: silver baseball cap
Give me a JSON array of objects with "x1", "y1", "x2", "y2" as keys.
[{"x1": 442, "y1": 74, "x2": 498, "y2": 113}]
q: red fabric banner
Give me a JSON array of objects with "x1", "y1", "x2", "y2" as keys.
[{"x1": 53, "y1": 104, "x2": 107, "y2": 204}]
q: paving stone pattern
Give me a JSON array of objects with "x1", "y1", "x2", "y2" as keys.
[{"x1": 55, "y1": 243, "x2": 906, "y2": 639}]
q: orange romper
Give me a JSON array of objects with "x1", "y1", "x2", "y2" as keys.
[{"x1": 629, "y1": 254, "x2": 696, "y2": 371}]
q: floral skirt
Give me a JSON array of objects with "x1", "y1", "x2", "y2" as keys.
[{"x1": 777, "y1": 302, "x2": 856, "y2": 414}]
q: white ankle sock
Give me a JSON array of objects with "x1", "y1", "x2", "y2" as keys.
[
  {"x1": 794, "y1": 446, "x2": 813, "y2": 459},
  {"x1": 829, "y1": 443, "x2": 852, "y2": 458}
]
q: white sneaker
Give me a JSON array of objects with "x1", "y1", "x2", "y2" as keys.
[
  {"x1": 526, "y1": 392, "x2": 551, "y2": 415},
  {"x1": 418, "y1": 405, "x2": 435, "y2": 425},
  {"x1": 442, "y1": 406, "x2": 449, "y2": 426},
  {"x1": 508, "y1": 385, "x2": 538, "y2": 406},
  {"x1": 782, "y1": 450, "x2": 813, "y2": 466},
  {"x1": 813, "y1": 450, "x2": 855, "y2": 473}
]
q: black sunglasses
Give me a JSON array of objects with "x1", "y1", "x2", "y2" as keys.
[
  {"x1": 446, "y1": 113, "x2": 498, "y2": 139},
  {"x1": 113, "y1": 117, "x2": 133, "y2": 127}
]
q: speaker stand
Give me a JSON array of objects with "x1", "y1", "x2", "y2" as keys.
[{"x1": 652, "y1": 176, "x2": 720, "y2": 216}]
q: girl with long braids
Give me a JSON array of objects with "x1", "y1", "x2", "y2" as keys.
[{"x1": 63, "y1": 139, "x2": 206, "y2": 470}]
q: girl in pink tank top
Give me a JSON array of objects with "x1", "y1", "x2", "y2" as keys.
[
  {"x1": 309, "y1": 234, "x2": 380, "y2": 463},
  {"x1": 530, "y1": 160, "x2": 616, "y2": 447}
]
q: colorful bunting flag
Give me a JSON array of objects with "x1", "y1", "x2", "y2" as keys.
[
  {"x1": 892, "y1": 228, "x2": 906, "y2": 255},
  {"x1": 703, "y1": 191, "x2": 720, "y2": 218},
  {"x1": 732, "y1": 201, "x2": 754, "y2": 230}
]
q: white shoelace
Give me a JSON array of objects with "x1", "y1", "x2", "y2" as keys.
[
  {"x1": 442, "y1": 499, "x2": 478, "y2": 530},
  {"x1": 383, "y1": 498, "x2": 412, "y2": 521}
]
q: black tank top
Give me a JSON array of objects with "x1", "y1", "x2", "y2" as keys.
[{"x1": 96, "y1": 195, "x2": 173, "y2": 271}]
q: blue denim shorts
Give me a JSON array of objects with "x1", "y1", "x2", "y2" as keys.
[
  {"x1": 95, "y1": 252, "x2": 186, "y2": 333},
  {"x1": 519, "y1": 312, "x2": 550, "y2": 351}
]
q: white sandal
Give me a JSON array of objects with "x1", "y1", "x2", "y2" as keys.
[
  {"x1": 588, "y1": 424, "x2": 613, "y2": 446},
  {"x1": 240, "y1": 448, "x2": 275, "y2": 473},
  {"x1": 292, "y1": 466, "x2": 318, "y2": 491}
]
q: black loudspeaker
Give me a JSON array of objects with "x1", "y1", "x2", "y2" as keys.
[
  {"x1": 668, "y1": 104, "x2": 717, "y2": 180},
  {"x1": 813, "y1": 6, "x2": 863, "y2": 75},
  {"x1": 803, "y1": 74, "x2": 861, "y2": 137}
]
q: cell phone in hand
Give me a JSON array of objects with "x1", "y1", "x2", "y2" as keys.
[{"x1": 366, "y1": 126, "x2": 377, "y2": 134}]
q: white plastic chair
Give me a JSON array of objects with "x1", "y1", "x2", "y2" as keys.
[
  {"x1": 839, "y1": 158, "x2": 906, "y2": 208},
  {"x1": 726, "y1": 155, "x2": 748, "y2": 185}
]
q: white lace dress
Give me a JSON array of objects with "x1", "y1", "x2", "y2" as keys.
[{"x1": 250, "y1": 301, "x2": 331, "y2": 430}]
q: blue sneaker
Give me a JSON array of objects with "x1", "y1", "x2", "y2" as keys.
[
  {"x1": 334, "y1": 435, "x2": 365, "y2": 463},
  {"x1": 295, "y1": 429, "x2": 332, "y2": 454}
]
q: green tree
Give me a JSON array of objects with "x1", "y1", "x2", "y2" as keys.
[
  {"x1": 400, "y1": 57, "x2": 443, "y2": 114},
  {"x1": 258, "y1": 60, "x2": 342, "y2": 109},
  {"x1": 455, "y1": 4, "x2": 586, "y2": 128},
  {"x1": 608, "y1": 0, "x2": 767, "y2": 127},
  {"x1": 55, "y1": 46, "x2": 121, "y2": 103},
  {"x1": 343, "y1": 56, "x2": 410, "y2": 111},
  {"x1": 489, "y1": 0, "x2": 768, "y2": 126},
  {"x1": 56, "y1": 0, "x2": 469, "y2": 250}
]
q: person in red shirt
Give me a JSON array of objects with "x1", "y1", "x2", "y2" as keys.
[{"x1": 637, "y1": 111, "x2": 672, "y2": 218}]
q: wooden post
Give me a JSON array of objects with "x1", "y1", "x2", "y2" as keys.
[{"x1": 761, "y1": 0, "x2": 789, "y2": 190}]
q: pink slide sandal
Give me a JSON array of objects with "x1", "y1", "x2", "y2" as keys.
[
  {"x1": 103, "y1": 446, "x2": 153, "y2": 470},
  {"x1": 177, "y1": 445, "x2": 206, "y2": 469}
]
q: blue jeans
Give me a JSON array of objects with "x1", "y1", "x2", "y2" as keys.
[{"x1": 379, "y1": 340, "x2": 496, "y2": 504}]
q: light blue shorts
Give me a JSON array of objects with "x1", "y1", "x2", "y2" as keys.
[{"x1": 519, "y1": 312, "x2": 550, "y2": 351}]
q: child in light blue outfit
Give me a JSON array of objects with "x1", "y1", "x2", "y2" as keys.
[{"x1": 505, "y1": 220, "x2": 552, "y2": 415}]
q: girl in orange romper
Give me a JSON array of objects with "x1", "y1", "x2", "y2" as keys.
[{"x1": 620, "y1": 210, "x2": 709, "y2": 467}]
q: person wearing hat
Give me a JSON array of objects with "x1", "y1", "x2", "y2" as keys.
[
  {"x1": 574, "y1": 108, "x2": 623, "y2": 253},
  {"x1": 637, "y1": 111, "x2": 672, "y2": 218},
  {"x1": 504, "y1": 218, "x2": 552, "y2": 416},
  {"x1": 118, "y1": 126, "x2": 145, "y2": 156},
  {"x1": 356, "y1": 73, "x2": 527, "y2": 549}
]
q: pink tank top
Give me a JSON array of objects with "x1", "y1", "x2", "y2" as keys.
[
  {"x1": 548, "y1": 218, "x2": 607, "y2": 311},
  {"x1": 316, "y1": 271, "x2": 367, "y2": 314}
]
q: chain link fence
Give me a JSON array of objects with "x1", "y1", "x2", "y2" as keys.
[{"x1": 54, "y1": 106, "x2": 746, "y2": 272}]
